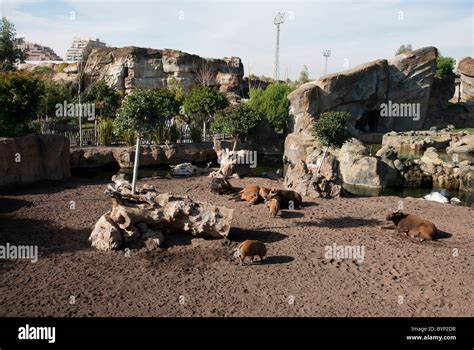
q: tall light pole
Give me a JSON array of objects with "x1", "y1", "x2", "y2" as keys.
[
  {"x1": 273, "y1": 12, "x2": 285, "y2": 81},
  {"x1": 78, "y1": 57, "x2": 83, "y2": 148},
  {"x1": 322, "y1": 49, "x2": 331, "y2": 75}
]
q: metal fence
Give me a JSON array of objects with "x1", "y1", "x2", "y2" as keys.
[{"x1": 40, "y1": 123, "x2": 231, "y2": 147}]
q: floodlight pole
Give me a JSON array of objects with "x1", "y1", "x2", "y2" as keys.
[
  {"x1": 323, "y1": 49, "x2": 331, "y2": 75},
  {"x1": 273, "y1": 12, "x2": 285, "y2": 81}
]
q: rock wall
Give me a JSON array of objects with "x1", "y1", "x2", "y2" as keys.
[
  {"x1": 82, "y1": 47, "x2": 244, "y2": 98},
  {"x1": 70, "y1": 142, "x2": 217, "y2": 168},
  {"x1": 0, "y1": 135, "x2": 70, "y2": 187}
]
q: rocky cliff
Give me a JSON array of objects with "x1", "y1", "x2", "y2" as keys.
[{"x1": 82, "y1": 47, "x2": 244, "y2": 98}]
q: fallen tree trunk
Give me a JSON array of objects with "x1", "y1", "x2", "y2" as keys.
[{"x1": 89, "y1": 181, "x2": 233, "y2": 251}]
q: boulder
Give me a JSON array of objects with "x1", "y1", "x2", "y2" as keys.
[
  {"x1": 339, "y1": 153, "x2": 401, "y2": 188},
  {"x1": 446, "y1": 134, "x2": 474, "y2": 154},
  {"x1": 457, "y1": 57, "x2": 474, "y2": 103},
  {"x1": 420, "y1": 147, "x2": 444, "y2": 174},
  {"x1": 89, "y1": 213, "x2": 123, "y2": 251},
  {"x1": 0, "y1": 135, "x2": 70, "y2": 187},
  {"x1": 376, "y1": 145, "x2": 398, "y2": 162},
  {"x1": 459, "y1": 169, "x2": 474, "y2": 192},
  {"x1": 402, "y1": 162, "x2": 432, "y2": 187},
  {"x1": 284, "y1": 160, "x2": 343, "y2": 199}
]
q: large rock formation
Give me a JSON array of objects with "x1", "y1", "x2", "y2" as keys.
[
  {"x1": 286, "y1": 47, "x2": 438, "y2": 143},
  {"x1": 457, "y1": 57, "x2": 474, "y2": 103},
  {"x1": 284, "y1": 47, "x2": 440, "y2": 196},
  {"x1": 0, "y1": 135, "x2": 70, "y2": 187},
  {"x1": 82, "y1": 47, "x2": 244, "y2": 98}
]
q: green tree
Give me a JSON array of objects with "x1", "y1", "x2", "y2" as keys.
[
  {"x1": 0, "y1": 17, "x2": 24, "y2": 72},
  {"x1": 38, "y1": 80, "x2": 72, "y2": 119},
  {"x1": 83, "y1": 80, "x2": 119, "y2": 118},
  {"x1": 115, "y1": 88, "x2": 179, "y2": 193},
  {"x1": 312, "y1": 111, "x2": 351, "y2": 173},
  {"x1": 435, "y1": 55, "x2": 455, "y2": 78},
  {"x1": 247, "y1": 83, "x2": 293, "y2": 131},
  {"x1": 0, "y1": 72, "x2": 44, "y2": 136},
  {"x1": 183, "y1": 86, "x2": 228, "y2": 139},
  {"x1": 211, "y1": 104, "x2": 262, "y2": 150},
  {"x1": 396, "y1": 44, "x2": 413, "y2": 55},
  {"x1": 298, "y1": 65, "x2": 310, "y2": 84},
  {"x1": 167, "y1": 76, "x2": 185, "y2": 105}
]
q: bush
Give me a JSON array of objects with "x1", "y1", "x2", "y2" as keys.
[
  {"x1": 83, "y1": 80, "x2": 119, "y2": 118},
  {"x1": 55, "y1": 63, "x2": 68, "y2": 73},
  {"x1": 122, "y1": 128, "x2": 136, "y2": 147},
  {"x1": 153, "y1": 125, "x2": 170, "y2": 145},
  {"x1": 183, "y1": 86, "x2": 228, "y2": 122},
  {"x1": 211, "y1": 104, "x2": 262, "y2": 145},
  {"x1": 39, "y1": 80, "x2": 72, "y2": 118},
  {"x1": 98, "y1": 118, "x2": 115, "y2": 146},
  {"x1": 190, "y1": 126, "x2": 202, "y2": 143},
  {"x1": 169, "y1": 124, "x2": 179, "y2": 143},
  {"x1": 247, "y1": 83, "x2": 293, "y2": 130},
  {"x1": 0, "y1": 71, "x2": 44, "y2": 136},
  {"x1": 312, "y1": 111, "x2": 351, "y2": 148},
  {"x1": 436, "y1": 56, "x2": 455, "y2": 78},
  {"x1": 31, "y1": 65, "x2": 54, "y2": 76}
]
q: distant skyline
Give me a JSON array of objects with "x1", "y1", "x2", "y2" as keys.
[{"x1": 1, "y1": 0, "x2": 473, "y2": 80}]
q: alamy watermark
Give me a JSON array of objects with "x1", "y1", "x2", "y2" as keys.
[
  {"x1": 0, "y1": 242, "x2": 38, "y2": 263},
  {"x1": 218, "y1": 150, "x2": 257, "y2": 168},
  {"x1": 18, "y1": 324, "x2": 55, "y2": 343},
  {"x1": 380, "y1": 100, "x2": 420, "y2": 121},
  {"x1": 55, "y1": 101, "x2": 95, "y2": 119},
  {"x1": 324, "y1": 243, "x2": 365, "y2": 264}
]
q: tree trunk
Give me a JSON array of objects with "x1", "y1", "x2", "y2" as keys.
[
  {"x1": 202, "y1": 120, "x2": 207, "y2": 141},
  {"x1": 317, "y1": 146, "x2": 329, "y2": 174},
  {"x1": 88, "y1": 182, "x2": 234, "y2": 250},
  {"x1": 131, "y1": 133, "x2": 140, "y2": 195}
]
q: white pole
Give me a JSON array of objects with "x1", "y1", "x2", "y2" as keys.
[
  {"x1": 78, "y1": 58, "x2": 83, "y2": 147},
  {"x1": 131, "y1": 133, "x2": 140, "y2": 195}
]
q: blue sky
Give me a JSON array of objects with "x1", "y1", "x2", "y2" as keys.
[{"x1": 1, "y1": 0, "x2": 472, "y2": 80}]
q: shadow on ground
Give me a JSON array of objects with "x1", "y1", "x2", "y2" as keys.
[
  {"x1": 228, "y1": 228, "x2": 288, "y2": 243},
  {"x1": 297, "y1": 216, "x2": 383, "y2": 228}
]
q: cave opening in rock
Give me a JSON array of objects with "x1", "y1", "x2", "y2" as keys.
[{"x1": 355, "y1": 110, "x2": 381, "y2": 132}]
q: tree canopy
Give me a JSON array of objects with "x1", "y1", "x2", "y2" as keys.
[
  {"x1": 298, "y1": 65, "x2": 310, "y2": 84},
  {"x1": 0, "y1": 17, "x2": 24, "y2": 72},
  {"x1": 435, "y1": 55, "x2": 455, "y2": 78},
  {"x1": 115, "y1": 88, "x2": 179, "y2": 136},
  {"x1": 0, "y1": 72, "x2": 44, "y2": 136},
  {"x1": 211, "y1": 104, "x2": 262, "y2": 143},
  {"x1": 312, "y1": 111, "x2": 351, "y2": 148},
  {"x1": 247, "y1": 83, "x2": 293, "y2": 130},
  {"x1": 183, "y1": 86, "x2": 228, "y2": 122},
  {"x1": 396, "y1": 44, "x2": 413, "y2": 55},
  {"x1": 83, "y1": 80, "x2": 120, "y2": 118}
]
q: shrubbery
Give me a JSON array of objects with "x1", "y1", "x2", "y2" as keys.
[
  {"x1": 247, "y1": 83, "x2": 293, "y2": 130},
  {"x1": 0, "y1": 71, "x2": 44, "y2": 136}
]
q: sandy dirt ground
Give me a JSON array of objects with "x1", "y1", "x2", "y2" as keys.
[{"x1": 0, "y1": 175, "x2": 473, "y2": 317}]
